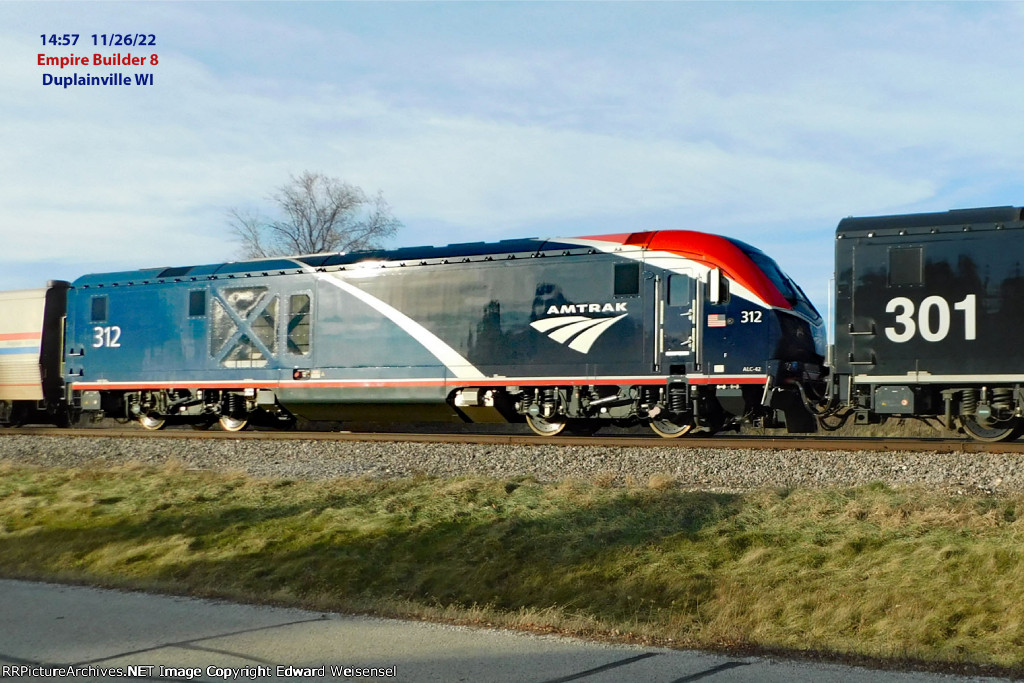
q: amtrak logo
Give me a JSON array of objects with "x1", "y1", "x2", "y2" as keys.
[
  {"x1": 545, "y1": 303, "x2": 627, "y2": 315},
  {"x1": 530, "y1": 313, "x2": 628, "y2": 353}
]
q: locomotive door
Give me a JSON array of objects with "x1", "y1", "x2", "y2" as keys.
[
  {"x1": 658, "y1": 271, "x2": 698, "y2": 372},
  {"x1": 846, "y1": 242, "x2": 876, "y2": 370}
]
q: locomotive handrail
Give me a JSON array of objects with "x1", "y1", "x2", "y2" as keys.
[{"x1": 847, "y1": 322, "x2": 876, "y2": 336}]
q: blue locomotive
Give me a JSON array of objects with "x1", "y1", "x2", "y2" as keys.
[{"x1": 0, "y1": 230, "x2": 826, "y2": 436}]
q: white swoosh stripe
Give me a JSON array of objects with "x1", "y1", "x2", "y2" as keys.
[
  {"x1": 315, "y1": 273, "x2": 485, "y2": 380},
  {"x1": 552, "y1": 237, "x2": 767, "y2": 308}
]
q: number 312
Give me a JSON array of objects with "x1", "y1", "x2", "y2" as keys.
[{"x1": 92, "y1": 325, "x2": 122, "y2": 348}]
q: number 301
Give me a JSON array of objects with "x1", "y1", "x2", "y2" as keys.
[{"x1": 884, "y1": 294, "x2": 975, "y2": 343}]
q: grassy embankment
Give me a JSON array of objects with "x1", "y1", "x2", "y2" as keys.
[{"x1": 1, "y1": 460, "x2": 1023, "y2": 672}]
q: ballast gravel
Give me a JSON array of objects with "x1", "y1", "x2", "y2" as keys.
[{"x1": 0, "y1": 433, "x2": 1020, "y2": 495}]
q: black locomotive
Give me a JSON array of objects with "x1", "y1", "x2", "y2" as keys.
[{"x1": 825, "y1": 206, "x2": 1024, "y2": 441}]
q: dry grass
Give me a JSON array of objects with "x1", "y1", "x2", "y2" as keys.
[{"x1": 1, "y1": 462, "x2": 1024, "y2": 670}]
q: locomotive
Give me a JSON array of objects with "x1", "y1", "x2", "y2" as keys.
[
  {"x1": 0, "y1": 230, "x2": 826, "y2": 436},
  {"x1": 824, "y1": 206, "x2": 1024, "y2": 442}
]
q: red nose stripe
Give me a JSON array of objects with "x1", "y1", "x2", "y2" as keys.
[{"x1": 581, "y1": 230, "x2": 791, "y2": 309}]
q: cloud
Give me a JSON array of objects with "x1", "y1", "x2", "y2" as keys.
[
  {"x1": 331, "y1": 114, "x2": 935, "y2": 237},
  {"x1": 2, "y1": 1, "x2": 1023, "y2": 295}
]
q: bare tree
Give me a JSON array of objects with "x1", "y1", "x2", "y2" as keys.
[{"x1": 230, "y1": 171, "x2": 402, "y2": 258}]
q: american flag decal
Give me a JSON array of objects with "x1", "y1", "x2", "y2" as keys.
[{"x1": 707, "y1": 313, "x2": 727, "y2": 328}]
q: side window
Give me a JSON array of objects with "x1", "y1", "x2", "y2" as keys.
[
  {"x1": 613, "y1": 263, "x2": 640, "y2": 297},
  {"x1": 90, "y1": 295, "x2": 108, "y2": 323},
  {"x1": 288, "y1": 294, "x2": 311, "y2": 355},
  {"x1": 889, "y1": 247, "x2": 923, "y2": 286},
  {"x1": 668, "y1": 275, "x2": 694, "y2": 308},
  {"x1": 188, "y1": 290, "x2": 206, "y2": 317}
]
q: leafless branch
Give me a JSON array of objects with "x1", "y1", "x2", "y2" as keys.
[{"x1": 229, "y1": 171, "x2": 402, "y2": 258}]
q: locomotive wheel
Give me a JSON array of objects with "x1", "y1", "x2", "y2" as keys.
[
  {"x1": 526, "y1": 414, "x2": 566, "y2": 436},
  {"x1": 53, "y1": 407, "x2": 77, "y2": 428},
  {"x1": 138, "y1": 414, "x2": 166, "y2": 431},
  {"x1": 649, "y1": 417, "x2": 695, "y2": 438},
  {"x1": 959, "y1": 416, "x2": 1023, "y2": 442},
  {"x1": 218, "y1": 415, "x2": 249, "y2": 432}
]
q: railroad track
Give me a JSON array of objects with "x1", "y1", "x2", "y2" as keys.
[{"x1": 5, "y1": 426, "x2": 1024, "y2": 454}]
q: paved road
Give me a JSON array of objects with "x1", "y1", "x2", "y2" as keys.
[{"x1": 0, "y1": 580, "x2": 1009, "y2": 682}]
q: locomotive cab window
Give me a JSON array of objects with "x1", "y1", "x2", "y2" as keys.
[
  {"x1": 90, "y1": 295, "x2": 108, "y2": 323},
  {"x1": 889, "y1": 247, "x2": 923, "y2": 286},
  {"x1": 613, "y1": 263, "x2": 640, "y2": 297},
  {"x1": 668, "y1": 275, "x2": 694, "y2": 308}
]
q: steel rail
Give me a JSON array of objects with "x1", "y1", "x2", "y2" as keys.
[{"x1": 4, "y1": 427, "x2": 1024, "y2": 454}]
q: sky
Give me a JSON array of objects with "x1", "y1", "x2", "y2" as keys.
[{"x1": 4, "y1": 1, "x2": 1024, "y2": 317}]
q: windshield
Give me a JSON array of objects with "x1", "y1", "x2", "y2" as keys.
[{"x1": 737, "y1": 246, "x2": 821, "y2": 322}]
